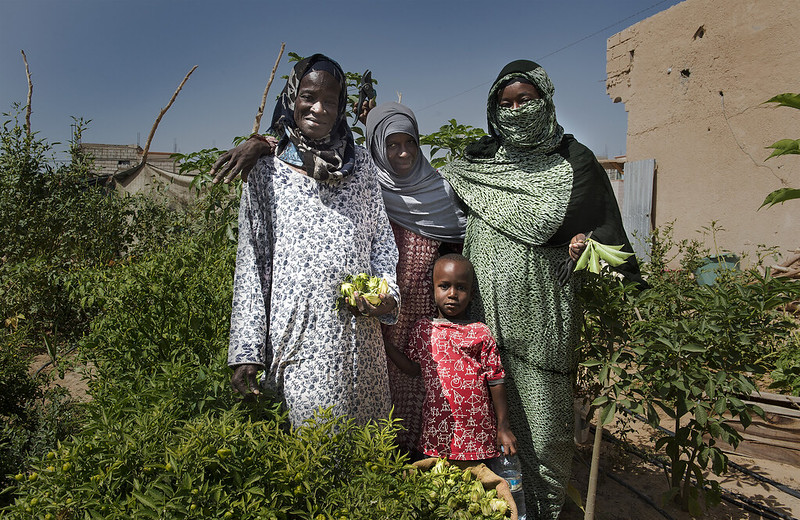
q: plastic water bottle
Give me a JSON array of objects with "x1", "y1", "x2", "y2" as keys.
[{"x1": 495, "y1": 449, "x2": 526, "y2": 519}]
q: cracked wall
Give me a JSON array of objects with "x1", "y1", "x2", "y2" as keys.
[{"x1": 607, "y1": 0, "x2": 800, "y2": 262}]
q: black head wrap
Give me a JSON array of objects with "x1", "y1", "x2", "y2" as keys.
[{"x1": 270, "y1": 54, "x2": 355, "y2": 181}]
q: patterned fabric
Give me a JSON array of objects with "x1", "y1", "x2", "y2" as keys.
[
  {"x1": 382, "y1": 223, "x2": 440, "y2": 451},
  {"x1": 488, "y1": 69, "x2": 564, "y2": 153},
  {"x1": 270, "y1": 54, "x2": 356, "y2": 181},
  {"x1": 228, "y1": 147, "x2": 400, "y2": 427},
  {"x1": 407, "y1": 318, "x2": 506, "y2": 461},
  {"x1": 458, "y1": 190, "x2": 582, "y2": 520},
  {"x1": 439, "y1": 60, "x2": 589, "y2": 520},
  {"x1": 441, "y1": 147, "x2": 573, "y2": 247}
]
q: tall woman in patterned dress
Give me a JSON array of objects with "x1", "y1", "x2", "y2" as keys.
[
  {"x1": 365, "y1": 102, "x2": 466, "y2": 454},
  {"x1": 441, "y1": 60, "x2": 644, "y2": 519},
  {"x1": 227, "y1": 54, "x2": 401, "y2": 427}
]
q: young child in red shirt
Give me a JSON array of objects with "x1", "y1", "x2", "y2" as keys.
[{"x1": 384, "y1": 253, "x2": 517, "y2": 461}]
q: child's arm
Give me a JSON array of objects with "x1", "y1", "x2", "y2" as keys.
[
  {"x1": 384, "y1": 341, "x2": 421, "y2": 376},
  {"x1": 489, "y1": 382, "x2": 517, "y2": 456}
]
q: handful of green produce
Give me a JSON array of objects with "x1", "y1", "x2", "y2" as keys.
[
  {"x1": 414, "y1": 458, "x2": 512, "y2": 520},
  {"x1": 574, "y1": 237, "x2": 634, "y2": 274},
  {"x1": 337, "y1": 272, "x2": 389, "y2": 308}
]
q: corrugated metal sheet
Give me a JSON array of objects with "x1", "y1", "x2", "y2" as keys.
[{"x1": 622, "y1": 159, "x2": 655, "y2": 262}]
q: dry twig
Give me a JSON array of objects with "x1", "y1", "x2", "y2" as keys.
[
  {"x1": 141, "y1": 65, "x2": 198, "y2": 164},
  {"x1": 252, "y1": 42, "x2": 286, "y2": 134},
  {"x1": 21, "y1": 50, "x2": 32, "y2": 136}
]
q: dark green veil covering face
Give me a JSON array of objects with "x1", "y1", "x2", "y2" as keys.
[{"x1": 442, "y1": 60, "x2": 644, "y2": 285}]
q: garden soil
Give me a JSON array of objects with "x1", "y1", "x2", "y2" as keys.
[
  {"x1": 563, "y1": 416, "x2": 800, "y2": 520},
  {"x1": 31, "y1": 355, "x2": 800, "y2": 519}
]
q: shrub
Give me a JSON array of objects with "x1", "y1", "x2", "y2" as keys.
[{"x1": 579, "y1": 223, "x2": 800, "y2": 514}]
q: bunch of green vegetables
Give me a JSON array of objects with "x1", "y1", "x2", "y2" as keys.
[
  {"x1": 337, "y1": 273, "x2": 389, "y2": 307},
  {"x1": 574, "y1": 237, "x2": 633, "y2": 274},
  {"x1": 413, "y1": 458, "x2": 511, "y2": 520}
]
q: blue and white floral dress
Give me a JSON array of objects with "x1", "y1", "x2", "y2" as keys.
[{"x1": 227, "y1": 147, "x2": 400, "y2": 426}]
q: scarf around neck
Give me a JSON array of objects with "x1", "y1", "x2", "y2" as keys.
[
  {"x1": 270, "y1": 54, "x2": 355, "y2": 181},
  {"x1": 366, "y1": 102, "x2": 466, "y2": 242}
]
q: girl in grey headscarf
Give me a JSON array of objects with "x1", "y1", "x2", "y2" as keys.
[{"x1": 366, "y1": 102, "x2": 466, "y2": 454}]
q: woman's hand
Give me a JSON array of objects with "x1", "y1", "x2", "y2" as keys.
[
  {"x1": 230, "y1": 363, "x2": 262, "y2": 401},
  {"x1": 211, "y1": 135, "x2": 277, "y2": 184},
  {"x1": 349, "y1": 292, "x2": 396, "y2": 318},
  {"x1": 354, "y1": 98, "x2": 377, "y2": 125},
  {"x1": 569, "y1": 233, "x2": 588, "y2": 261}
]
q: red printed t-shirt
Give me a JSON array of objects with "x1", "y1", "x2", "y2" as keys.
[{"x1": 407, "y1": 318, "x2": 505, "y2": 460}]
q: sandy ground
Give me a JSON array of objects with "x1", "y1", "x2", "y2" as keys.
[
  {"x1": 562, "y1": 416, "x2": 800, "y2": 520},
  {"x1": 30, "y1": 354, "x2": 799, "y2": 519}
]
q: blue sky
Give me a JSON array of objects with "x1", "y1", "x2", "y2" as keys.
[{"x1": 1, "y1": 0, "x2": 683, "y2": 161}]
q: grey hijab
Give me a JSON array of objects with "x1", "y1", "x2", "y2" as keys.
[{"x1": 366, "y1": 102, "x2": 466, "y2": 242}]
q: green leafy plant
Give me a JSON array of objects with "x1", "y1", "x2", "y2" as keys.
[
  {"x1": 769, "y1": 330, "x2": 800, "y2": 395},
  {"x1": 760, "y1": 92, "x2": 800, "y2": 208},
  {"x1": 419, "y1": 120, "x2": 487, "y2": 169},
  {"x1": 173, "y1": 147, "x2": 243, "y2": 244},
  {"x1": 579, "y1": 223, "x2": 800, "y2": 515}
]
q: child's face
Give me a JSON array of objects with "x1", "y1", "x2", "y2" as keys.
[{"x1": 433, "y1": 259, "x2": 473, "y2": 319}]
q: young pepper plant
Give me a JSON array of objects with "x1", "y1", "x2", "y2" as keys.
[{"x1": 579, "y1": 224, "x2": 800, "y2": 515}]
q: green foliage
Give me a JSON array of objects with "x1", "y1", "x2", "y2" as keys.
[
  {"x1": 765, "y1": 93, "x2": 800, "y2": 110},
  {"x1": 0, "y1": 330, "x2": 41, "y2": 490},
  {"x1": 2, "y1": 397, "x2": 421, "y2": 520},
  {"x1": 579, "y1": 223, "x2": 800, "y2": 514},
  {"x1": 760, "y1": 93, "x2": 800, "y2": 208},
  {"x1": 173, "y1": 147, "x2": 244, "y2": 244},
  {"x1": 1, "y1": 205, "x2": 409, "y2": 517},
  {"x1": 79, "y1": 233, "x2": 236, "y2": 386},
  {"x1": 0, "y1": 329, "x2": 84, "y2": 497},
  {"x1": 769, "y1": 331, "x2": 800, "y2": 395},
  {"x1": 0, "y1": 110, "x2": 185, "y2": 342},
  {"x1": 419, "y1": 120, "x2": 487, "y2": 169},
  {"x1": 765, "y1": 138, "x2": 800, "y2": 159},
  {"x1": 760, "y1": 187, "x2": 800, "y2": 208}
]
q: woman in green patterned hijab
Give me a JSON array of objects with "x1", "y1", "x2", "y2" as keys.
[{"x1": 441, "y1": 60, "x2": 643, "y2": 520}]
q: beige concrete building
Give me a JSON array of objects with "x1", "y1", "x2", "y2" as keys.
[
  {"x1": 80, "y1": 143, "x2": 179, "y2": 176},
  {"x1": 607, "y1": 0, "x2": 800, "y2": 264},
  {"x1": 80, "y1": 143, "x2": 198, "y2": 206}
]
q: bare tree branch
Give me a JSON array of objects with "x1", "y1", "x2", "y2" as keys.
[
  {"x1": 21, "y1": 50, "x2": 32, "y2": 136},
  {"x1": 141, "y1": 65, "x2": 198, "y2": 164},
  {"x1": 252, "y1": 42, "x2": 286, "y2": 135}
]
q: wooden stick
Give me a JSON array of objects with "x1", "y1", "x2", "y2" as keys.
[
  {"x1": 778, "y1": 252, "x2": 800, "y2": 268},
  {"x1": 776, "y1": 267, "x2": 800, "y2": 278},
  {"x1": 141, "y1": 65, "x2": 198, "y2": 164},
  {"x1": 252, "y1": 42, "x2": 285, "y2": 134},
  {"x1": 21, "y1": 50, "x2": 32, "y2": 136},
  {"x1": 584, "y1": 419, "x2": 604, "y2": 520}
]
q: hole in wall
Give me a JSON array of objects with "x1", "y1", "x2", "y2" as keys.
[
  {"x1": 680, "y1": 69, "x2": 691, "y2": 78},
  {"x1": 629, "y1": 50, "x2": 635, "y2": 64},
  {"x1": 613, "y1": 97, "x2": 622, "y2": 103},
  {"x1": 693, "y1": 25, "x2": 705, "y2": 39}
]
